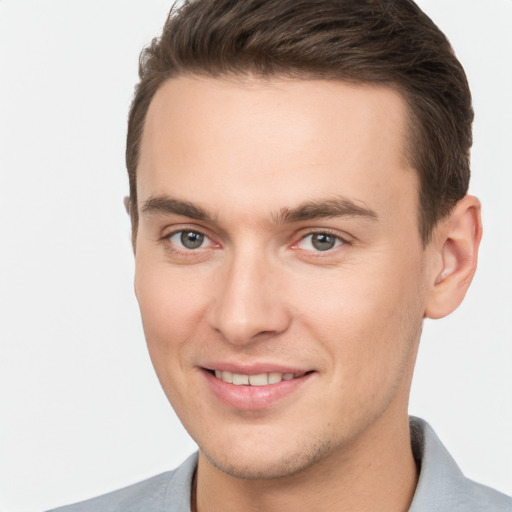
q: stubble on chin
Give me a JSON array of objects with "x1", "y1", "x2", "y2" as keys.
[{"x1": 199, "y1": 437, "x2": 334, "y2": 481}]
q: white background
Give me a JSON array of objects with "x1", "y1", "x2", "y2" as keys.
[{"x1": 0, "y1": 1, "x2": 511, "y2": 510}]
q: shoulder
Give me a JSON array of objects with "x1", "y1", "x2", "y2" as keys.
[
  {"x1": 46, "y1": 453, "x2": 197, "y2": 512},
  {"x1": 409, "y1": 417, "x2": 511, "y2": 512}
]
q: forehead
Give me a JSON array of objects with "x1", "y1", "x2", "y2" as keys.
[{"x1": 138, "y1": 76, "x2": 416, "y2": 229}]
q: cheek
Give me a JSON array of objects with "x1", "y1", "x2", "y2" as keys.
[
  {"x1": 295, "y1": 252, "x2": 425, "y2": 378},
  {"x1": 134, "y1": 263, "x2": 211, "y2": 425},
  {"x1": 134, "y1": 261, "x2": 207, "y2": 371}
]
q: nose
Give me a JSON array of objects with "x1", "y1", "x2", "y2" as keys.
[{"x1": 208, "y1": 250, "x2": 292, "y2": 345}]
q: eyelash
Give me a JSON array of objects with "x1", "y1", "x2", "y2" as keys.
[
  {"x1": 293, "y1": 230, "x2": 348, "y2": 253},
  {"x1": 162, "y1": 226, "x2": 348, "y2": 255},
  {"x1": 162, "y1": 228, "x2": 216, "y2": 253}
]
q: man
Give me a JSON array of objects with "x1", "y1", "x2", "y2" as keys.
[{"x1": 49, "y1": 0, "x2": 511, "y2": 510}]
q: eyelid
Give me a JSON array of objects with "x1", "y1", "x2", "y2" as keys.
[
  {"x1": 162, "y1": 222, "x2": 210, "y2": 239},
  {"x1": 161, "y1": 225, "x2": 220, "y2": 251},
  {"x1": 291, "y1": 229, "x2": 351, "y2": 251}
]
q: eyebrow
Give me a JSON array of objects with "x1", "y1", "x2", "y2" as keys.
[
  {"x1": 140, "y1": 195, "x2": 378, "y2": 224},
  {"x1": 275, "y1": 197, "x2": 378, "y2": 224},
  {"x1": 140, "y1": 196, "x2": 215, "y2": 221}
]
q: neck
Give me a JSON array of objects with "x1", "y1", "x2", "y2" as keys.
[{"x1": 193, "y1": 413, "x2": 418, "y2": 512}]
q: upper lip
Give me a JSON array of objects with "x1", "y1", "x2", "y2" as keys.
[{"x1": 202, "y1": 362, "x2": 312, "y2": 375}]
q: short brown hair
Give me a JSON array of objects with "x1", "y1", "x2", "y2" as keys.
[{"x1": 126, "y1": 0, "x2": 473, "y2": 244}]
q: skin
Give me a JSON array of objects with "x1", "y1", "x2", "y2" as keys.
[{"x1": 133, "y1": 76, "x2": 481, "y2": 512}]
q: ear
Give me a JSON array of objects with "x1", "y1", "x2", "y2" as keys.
[{"x1": 424, "y1": 195, "x2": 482, "y2": 319}]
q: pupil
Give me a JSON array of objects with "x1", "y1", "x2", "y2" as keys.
[
  {"x1": 181, "y1": 231, "x2": 204, "y2": 249},
  {"x1": 312, "y1": 233, "x2": 335, "y2": 251}
]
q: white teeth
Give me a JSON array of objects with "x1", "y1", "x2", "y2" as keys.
[
  {"x1": 214, "y1": 371, "x2": 304, "y2": 386},
  {"x1": 232, "y1": 373, "x2": 249, "y2": 385},
  {"x1": 222, "y1": 371, "x2": 233, "y2": 384},
  {"x1": 248, "y1": 373, "x2": 269, "y2": 386},
  {"x1": 268, "y1": 372, "x2": 283, "y2": 384}
]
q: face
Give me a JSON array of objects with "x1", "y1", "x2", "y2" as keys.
[{"x1": 134, "y1": 76, "x2": 431, "y2": 479}]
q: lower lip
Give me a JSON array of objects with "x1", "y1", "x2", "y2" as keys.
[{"x1": 203, "y1": 370, "x2": 313, "y2": 411}]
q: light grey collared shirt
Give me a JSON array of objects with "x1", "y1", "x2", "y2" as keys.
[{"x1": 48, "y1": 417, "x2": 511, "y2": 511}]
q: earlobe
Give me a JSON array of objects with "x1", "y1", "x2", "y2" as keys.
[{"x1": 425, "y1": 195, "x2": 482, "y2": 319}]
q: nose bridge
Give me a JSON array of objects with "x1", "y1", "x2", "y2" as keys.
[{"x1": 210, "y1": 245, "x2": 290, "y2": 344}]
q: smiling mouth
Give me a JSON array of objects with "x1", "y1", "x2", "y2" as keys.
[
  {"x1": 210, "y1": 370, "x2": 313, "y2": 386},
  {"x1": 204, "y1": 368, "x2": 315, "y2": 409}
]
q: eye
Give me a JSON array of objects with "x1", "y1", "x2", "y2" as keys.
[
  {"x1": 297, "y1": 232, "x2": 344, "y2": 252},
  {"x1": 168, "y1": 230, "x2": 210, "y2": 250}
]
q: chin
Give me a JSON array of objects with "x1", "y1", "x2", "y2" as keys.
[{"x1": 199, "y1": 437, "x2": 334, "y2": 480}]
